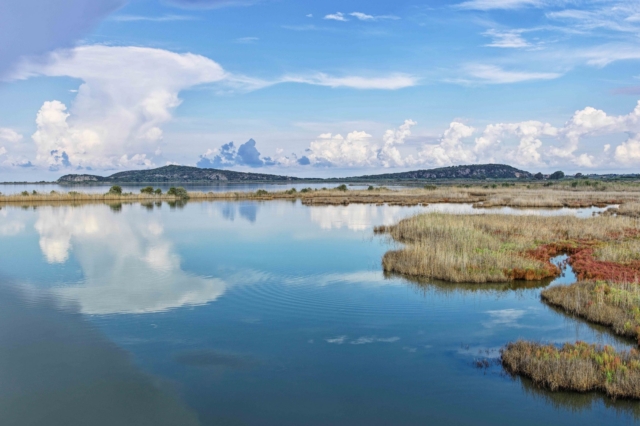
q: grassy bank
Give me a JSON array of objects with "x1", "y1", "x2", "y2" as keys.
[
  {"x1": 0, "y1": 186, "x2": 478, "y2": 206},
  {"x1": 375, "y1": 213, "x2": 640, "y2": 283},
  {"x1": 502, "y1": 341, "x2": 640, "y2": 399},
  {"x1": 2, "y1": 183, "x2": 639, "y2": 207},
  {"x1": 542, "y1": 281, "x2": 640, "y2": 344}
]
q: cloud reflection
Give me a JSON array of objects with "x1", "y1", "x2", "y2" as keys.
[{"x1": 34, "y1": 206, "x2": 226, "y2": 314}]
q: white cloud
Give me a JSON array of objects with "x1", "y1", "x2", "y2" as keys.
[
  {"x1": 464, "y1": 64, "x2": 562, "y2": 84},
  {"x1": 9, "y1": 45, "x2": 415, "y2": 171},
  {"x1": 349, "y1": 12, "x2": 399, "y2": 21},
  {"x1": 579, "y1": 44, "x2": 640, "y2": 68},
  {"x1": 475, "y1": 121, "x2": 558, "y2": 166},
  {"x1": 307, "y1": 131, "x2": 376, "y2": 167},
  {"x1": 0, "y1": 147, "x2": 6, "y2": 157},
  {"x1": 547, "y1": 5, "x2": 640, "y2": 34},
  {"x1": 281, "y1": 73, "x2": 417, "y2": 90},
  {"x1": 304, "y1": 120, "x2": 416, "y2": 167},
  {"x1": 379, "y1": 119, "x2": 416, "y2": 167},
  {"x1": 14, "y1": 45, "x2": 227, "y2": 170},
  {"x1": 289, "y1": 101, "x2": 640, "y2": 170},
  {"x1": 414, "y1": 122, "x2": 476, "y2": 166},
  {"x1": 0, "y1": 128, "x2": 23, "y2": 143},
  {"x1": 615, "y1": 135, "x2": 640, "y2": 164},
  {"x1": 455, "y1": 0, "x2": 543, "y2": 10},
  {"x1": 483, "y1": 29, "x2": 530, "y2": 48},
  {"x1": 324, "y1": 12, "x2": 347, "y2": 21}
]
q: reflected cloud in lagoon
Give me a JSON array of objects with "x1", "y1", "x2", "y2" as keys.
[{"x1": 34, "y1": 205, "x2": 226, "y2": 315}]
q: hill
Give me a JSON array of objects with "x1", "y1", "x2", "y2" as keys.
[
  {"x1": 57, "y1": 165, "x2": 300, "y2": 183},
  {"x1": 57, "y1": 163, "x2": 534, "y2": 184},
  {"x1": 355, "y1": 164, "x2": 532, "y2": 180}
]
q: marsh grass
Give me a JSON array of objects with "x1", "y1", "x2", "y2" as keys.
[
  {"x1": 502, "y1": 341, "x2": 640, "y2": 400},
  {"x1": 2, "y1": 184, "x2": 639, "y2": 208},
  {"x1": 542, "y1": 281, "x2": 640, "y2": 343},
  {"x1": 376, "y1": 213, "x2": 640, "y2": 283}
]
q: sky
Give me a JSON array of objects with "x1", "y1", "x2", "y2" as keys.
[{"x1": 1, "y1": 0, "x2": 640, "y2": 180}]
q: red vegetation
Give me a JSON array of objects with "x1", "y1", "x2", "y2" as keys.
[{"x1": 524, "y1": 236, "x2": 640, "y2": 284}]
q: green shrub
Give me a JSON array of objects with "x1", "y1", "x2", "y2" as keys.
[
  {"x1": 336, "y1": 184, "x2": 348, "y2": 192},
  {"x1": 368, "y1": 185, "x2": 374, "y2": 191},
  {"x1": 424, "y1": 185, "x2": 437, "y2": 190},
  {"x1": 21, "y1": 191, "x2": 28, "y2": 196},
  {"x1": 285, "y1": 188, "x2": 297, "y2": 195},
  {"x1": 300, "y1": 187, "x2": 312, "y2": 193},
  {"x1": 108, "y1": 185, "x2": 123, "y2": 195},
  {"x1": 256, "y1": 189, "x2": 268, "y2": 196},
  {"x1": 154, "y1": 188, "x2": 162, "y2": 195},
  {"x1": 167, "y1": 186, "x2": 189, "y2": 199},
  {"x1": 140, "y1": 186, "x2": 154, "y2": 194},
  {"x1": 549, "y1": 171, "x2": 565, "y2": 180}
]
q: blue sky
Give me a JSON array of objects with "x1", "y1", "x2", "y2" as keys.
[{"x1": 1, "y1": 0, "x2": 640, "y2": 179}]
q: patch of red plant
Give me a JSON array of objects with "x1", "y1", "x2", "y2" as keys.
[
  {"x1": 525, "y1": 239, "x2": 640, "y2": 283},
  {"x1": 570, "y1": 249, "x2": 640, "y2": 283}
]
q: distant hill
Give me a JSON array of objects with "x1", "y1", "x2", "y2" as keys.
[
  {"x1": 57, "y1": 163, "x2": 535, "y2": 184},
  {"x1": 354, "y1": 164, "x2": 533, "y2": 180},
  {"x1": 57, "y1": 165, "x2": 300, "y2": 183}
]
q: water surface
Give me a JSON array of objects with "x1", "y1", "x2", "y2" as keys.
[{"x1": 0, "y1": 199, "x2": 637, "y2": 425}]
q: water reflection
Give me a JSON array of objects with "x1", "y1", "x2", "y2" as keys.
[
  {"x1": 307, "y1": 203, "x2": 610, "y2": 232},
  {"x1": 34, "y1": 205, "x2": 226, "y2": 314},
  {"x1": 516, "y1": 375, "x2": 640, "y2": 420},
  {"x1": 0, "y1": 282, "x2": 200, "y2": 426},
  {"x1": 309, "y1": 204, "x2": 430, "y2": 231},
  {"x1": 218, "y1": 201, "x2": 259, "y2": 223}
]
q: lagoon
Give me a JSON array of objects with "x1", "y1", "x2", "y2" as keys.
[{"x1": 0, "y1": 196, "x2": 637, "y2": 425}]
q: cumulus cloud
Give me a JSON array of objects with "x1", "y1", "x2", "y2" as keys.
[
  {"x1": 549, "y1": 102, "x2": 640, "y2": 163},
  {"x1": 302, "y1": 120, "x2": 416, "y2": 168},
  {"x1": 0, "y1": 128, "x2": 23, "y2": 143},
  {"x1": 474, "y1": 121, "x2": 558, "y2": 166},
  {"x1": 8, "y1": 43, "x2": 416, "y2": 171},
  {"x1": 14, "y1": 45, "x2": 227, "y2": 170},
  {"x1": 198, "y1": 139, "x2": 276, "y2": 168},
  {"x1": 615, "y1": 135, "x2": 640, "y2": 165},
  {"x1": 414, "y1": 122, "x2": 476, "y2": 166}
]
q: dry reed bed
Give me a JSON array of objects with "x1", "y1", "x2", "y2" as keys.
[
  {"x1": 375, "y1": 213, "x2": 640, "y2": 283},
  {"x1": 542, "y1": 282, "x2": 640, "y2": 344},
  {"x1": 502, "y1": 341, "x2": 640, "y2": 400},
  {"x1": 2, "y1": 185, "x2": 639, "y2": 208},
  {"x1": 474, "y1": 189, "x2": 635, "y2": 209}
]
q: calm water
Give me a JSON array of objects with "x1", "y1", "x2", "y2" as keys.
[{"x1": 0, "y1": 197, "x2": 638, "y2": 425}]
